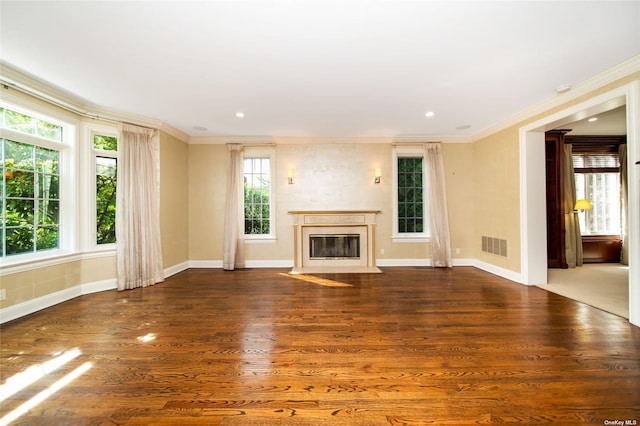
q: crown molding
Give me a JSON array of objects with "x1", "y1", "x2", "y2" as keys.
[
  {"x1": 189, "y1": 135, "x2": 276, "y2": 145},
  {"x1": 471, "y1": 54, "x2": 640, "y2": 142},
  {"x1": 0, "y1": 61, "x2": 84, "y2": 114},
  {"x1": 0, "y1": 61, "x2": 189, "y2": 142},
  {"x1": 393, "y1": 135, "x2": 472, "y2": 144},
  {"x1": 158, "y1": 123, "x2": 189, "y2": 142},
  {"x1": 274, "y1": 136, "x2": 393, "y2": 145},
  {"x1": 188, "y1": 135, "x2": 472, "y2": 145}
]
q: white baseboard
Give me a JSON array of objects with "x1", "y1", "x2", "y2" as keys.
[
  {"x1": 376, "y1": 258, "x2": 475, "y2": 267},
  {"x1": 377, "y1": 258, "x2": 431, "y2": 267},
  {"x1": 0, "y1": 286, "x2": 81, "y2": 324},
  {"x1": 0, "y1": 260, "x2": 189, "y2": 324},
  {"x1": 470, "y1": 259, "x2": 524, "y2": 284},
  {"x1": 452, "y1": 258, "x2": 475, "y2": 267},
  {"x1": 164, "y1": 261, "x2": 189, "y2": 278},
  {"x1": 81, "y1": 278, "x2": 117, "y2": 294},
  {"x1": 188, "y1": 260, "x2": 293, "y2": 269},
  {"x1": 246, "y1": 260, "x2": 293, "y2": 268},
  {"x1": 188, "y1": 260, "x2": 223, "y2": 269}
]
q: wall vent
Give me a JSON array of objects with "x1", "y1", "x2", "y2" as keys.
[{"x1": 482, "y1": 236, "x2": 507, "y2": 257}]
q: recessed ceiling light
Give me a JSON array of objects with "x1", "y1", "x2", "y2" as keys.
[
  {"x1": 456, "y1": 124, "x2": 471, "y2": 130},
  {"x1": 556, "y1": 84, "x2": 571, "y2": 94},
  {"x1": 588, "y1": 117, "x2": 598, "y2": 122},
  {"x1": 235, "y1": 112, "x2": 245, "y2": 118},
  {"x1": 425, "y1": 111, "x2": 435, "y2": 118},
  {"x1": 193, "y1": 125, "x2": 207, "y2": 131}
]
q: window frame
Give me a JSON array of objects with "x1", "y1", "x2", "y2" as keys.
[
  {"x1": 392, "y1": 146, "x2": 429, "y2": 242},
  {"x1": 573, "y1": 152, "x2": 621, "y2": 236},
  {"x1": 0, "y1": 98, "x2": 77, "y2": 267},
  {"x1": 89, "y1": 126, "x2": 118, "y2": 250},
  {"x1": 242, "y1": 146, "x2": 276, "y2": 242}
]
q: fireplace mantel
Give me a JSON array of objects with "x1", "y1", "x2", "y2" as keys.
[{"x1": 289, "y1": 210, "x2": 381, "y2": 274}]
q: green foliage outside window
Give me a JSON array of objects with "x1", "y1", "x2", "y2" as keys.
[
  {"x1": 244, "y1": 183, "x2": 270, "y2": 234},
  {"x1": 397, "y1": 157, "x2": 423, "y2": 233},
  {"x1": 94, "y1": 135, "x2": 117, "y2": 244},
  {"x1": 94, "y1": 134, "x2": 118, "y2": 151},
  {"x1": 0, "y1": 107, "x2": 63, "y2": 141},
  {"x1": 2, "y1": 138, "x2": 60, "y2": 256},
  {"x1": 243, "y1": 158, "x2": 271, "y2": 235}
]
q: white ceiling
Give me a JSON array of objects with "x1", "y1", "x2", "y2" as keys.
[
  {"x1": 1, "y1": 1, "x2": 639, "y2": 138},
  {"x1": 560, "y1": 105, "x2": 627, "y2": 136}
]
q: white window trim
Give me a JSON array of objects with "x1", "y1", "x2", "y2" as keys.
[
  {"x1": 243, "y1": 146, "x2": 276, "y2": 242},
  {"x1": 80, "y1": 123, "x2": 119, "y2": 252},
  {"x1": 392, "y1": 146, "x2": 430, "y2": 242},
  {"x1": 0, "y1": 97, "x2": 78, "y2": 267}
]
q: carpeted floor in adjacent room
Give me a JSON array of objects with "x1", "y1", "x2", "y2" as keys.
[{"x1": 544, "y1": 263, "x2": 629, "y2": 318}]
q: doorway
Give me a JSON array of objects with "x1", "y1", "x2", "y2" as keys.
[{"x1": 519, "y1": 82, "x2": 639, "y2": 326}]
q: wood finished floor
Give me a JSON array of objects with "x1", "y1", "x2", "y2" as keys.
[{"x1": 1, "y1": 267, "x2": 639, "y2": 425}]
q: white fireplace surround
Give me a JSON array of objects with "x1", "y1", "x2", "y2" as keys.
[{"x1": 290, "y1": 210, "x2": 381, "y2": 274}]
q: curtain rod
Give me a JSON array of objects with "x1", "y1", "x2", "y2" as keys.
[{"x1": 1, "y1": 79, "x2": 155, "y2": 131}]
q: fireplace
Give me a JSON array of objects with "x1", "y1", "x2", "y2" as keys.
[
  {"x1": 289, "y1": 211, "x2": 381, "y2": 273},
  {"x1": 309, "y1": 234, "x2": 360, "y2": 259}
]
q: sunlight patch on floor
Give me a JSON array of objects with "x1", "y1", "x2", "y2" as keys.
[
  {"x1": 0, "y1": 348, "x2": 81, "y2": 402},
  {"x1": 279, "y1": 273, "x2": 353, "y2": 287},
  {"x1": 0, "y1": 349, "x2": 91, "y2": 426}
]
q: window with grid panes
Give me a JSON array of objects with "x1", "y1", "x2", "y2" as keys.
[
  {"x1": 397, "y1": 156, "x2": 424, "y2": 234},
  {"x1": 573, "y1": 153, "x2": 621, "y2": 235},
  {"x1": 1, "y1": 106, "x2": 63, "y2": 257},
  {"x1": 243, "y1": 157, "x2": 271, "y2": 235}
]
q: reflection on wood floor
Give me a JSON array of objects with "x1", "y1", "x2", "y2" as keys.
[{"x1": 1, "y1": 267, "x2": 639, "y2": 425}]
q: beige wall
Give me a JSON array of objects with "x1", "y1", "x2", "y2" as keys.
[
  {"x1": 0, "y1": 256, "x2": 116, "y2": 308},
  {"x1": 471, "y1": 71, "x2": 640, "y2": 274},
  {"x1": 160, "y1": 131, "x2": 189, "y2": 268},
  {"x1": 188, "y1": 144, "x2": 228, "y2": 261},
  {"x1": 186, "y1": 141, "x2": 475, "y2": 263},
  {"x1": 473, "y1": 127, "x2": 522, "y2": 271},
  {"x1": 442, "y1": 143, "x2": 475, "y2": 259}
]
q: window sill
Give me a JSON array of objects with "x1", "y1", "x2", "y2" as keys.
[
  {"x1": 0, "y1": 248, "x2": 116, "y2": 276},
  {"x1": 392, "y1": 236, "x2": 430, "y2": 243},
  {"x1": 244, "y1": 237, "x2": 277, "y2": 244}
]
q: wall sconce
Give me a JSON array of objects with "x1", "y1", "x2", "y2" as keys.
[
  {"x1": 374, "y1": 168, "x2": 382, "y2": 184},
  {"x1": 287, "y1": 169, "x2": 294, "y2": 184},
  {"x1": 574, "y1": 199, "x2": 592, "y2": 212}
]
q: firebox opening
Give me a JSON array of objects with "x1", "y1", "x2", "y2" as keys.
[{"x1": 309, "y1": 234, "x2": 361, "y2": 259}]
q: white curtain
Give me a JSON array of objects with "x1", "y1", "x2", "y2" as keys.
[
  {"x1": 116, "y1": 124, "x2": 164, "y2": 291},
  {"x1": 563, "y1": 144, "x2": 583, "y2": 268},
  {"x1": 620, "y1": 144, "x2": 628, "y2": 265},
  {"x1": 223, "y1": 144, "x2": 246, "y2": 270},
  {"x1": 423, "y1": 143, "x2": 452, "y2": 268}
]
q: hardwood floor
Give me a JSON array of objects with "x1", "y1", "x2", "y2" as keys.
[{"x1": 1, "y1": 267, "x2": 639, "y2": 425}]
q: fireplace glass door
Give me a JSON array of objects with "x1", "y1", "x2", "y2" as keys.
[{"x1": 309, "y1": 234, "x2": 360, "y2": 259}]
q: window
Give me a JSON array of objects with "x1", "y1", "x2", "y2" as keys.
[
  {"x1": 573, "y1": 153, "x2": 621, "y2": 235},
  {"x1": 397, "y1": 157, "x2": 424, "y2": 233},
  {"x1": 1, "y1": 107, "x2": 63, "y2": 142},
  {"x1": 1, "y1": 106, "x2": 67, "y2": 258},
  {"x1": 94, "y1": 134, "x2": 117, "y2": 245},
  {"x1": 393, "y1": 147, "x2": 428, "y2": 240},
  {"x1": 243, "y1": 150, "x2": 274, "y2": 238}
]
